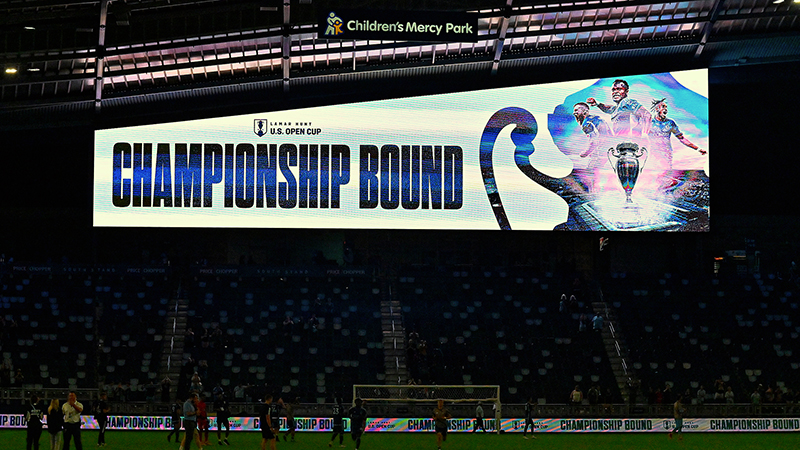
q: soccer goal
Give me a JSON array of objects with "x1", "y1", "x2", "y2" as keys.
[{"x1": 353, "y1": 384, "x2": 502, "y2": 434}]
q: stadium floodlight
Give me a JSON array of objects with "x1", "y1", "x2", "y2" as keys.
[{"x1": 353, "y1": 384, "x2": 502, "y2": 434}]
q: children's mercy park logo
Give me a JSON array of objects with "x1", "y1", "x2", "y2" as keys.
[
  {"x1": 325, "y1": 12, "x2": 344, "y2": 36},
  {"x1": 254, "y1": 119, "x2": 268, "y2": 137}
]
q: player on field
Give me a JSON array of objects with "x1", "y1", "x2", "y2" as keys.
[
  {"x1": 349, "y1": 398, "x2": 368, "y2": 450},
  {"x1": 328, "y1": 397, "x2": 346, "y2": 447},
  {"x1": 270, "y1": 396, "x2": 284, "y2": 441},
  {"x1": 433, "y1": 400, "x2": 452, "y2": 450},
  {"x1": 214, "y1": 389, "x2": 231, "y2": 445},
  {"x1": 523, "y1": 397, "x2": 537, "y2": 439},
  {"x1": 282, "y1": 397, "x2": 299, "y2": 442},
  {"x1": 94, "y1": 392, "x2": 110, "y2": 447},
  {"x1": 473, "y1": 402, "x2": 486, "y2": 432},
  {"x1": 197, "y1": 394, "x2": 210, "y2": 446},
  {"x1": 167, "y1": 397, "x2": 182, "y2": 443},
  {"x1": 260, "y1": 395, "x2": 277, "y2": 450},
  {"x1": 25, "y1": 394, "x2": 44, "y2": 450},
  {"x1": 669, "y1": 394, "x2": 686, "y2": 441}
]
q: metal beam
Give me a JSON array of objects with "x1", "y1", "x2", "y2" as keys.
[
  {"x1": 281, "y1": 0, "x2": 290, "y2": 92},
  {"x1": 695, "y1": 0, "x2": 725, "y2": 57},
  {"x1": 491, "y1": 0, "x2": 514, "y2": 75},
  {"x1": 95, "y1": 0, "x2": 109, "y2": 112}
]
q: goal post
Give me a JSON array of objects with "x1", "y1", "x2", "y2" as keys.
[{"x1": 353, "y1": 384, "x2": 502, "y2": 434}]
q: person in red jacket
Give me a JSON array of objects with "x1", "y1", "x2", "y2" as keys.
[{"x1": 197, "y1": 394, "x2": 210, "y2": 446}]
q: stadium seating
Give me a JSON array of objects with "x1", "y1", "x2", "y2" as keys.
[
  {"x1": 183, "y1": 272, "x2": 384, "y2": 403},
  {"x1": 399, "y1": 265, "x2": 617, "y2": 404},
  {"x1": 607, "y1": 271, "x2": 799, "y2": 405},
  {"x1": 2, "y1": 260, "x2": 797, "y2": 410},
  {"x1": 0, "y1": 267, "x2": 172, "y2": 395}
]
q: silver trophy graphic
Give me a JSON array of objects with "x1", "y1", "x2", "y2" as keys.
[{"x1": 607, "y1": 142, "x2": 648, "y2": 204}]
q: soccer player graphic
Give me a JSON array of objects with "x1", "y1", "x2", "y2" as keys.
[
  {"x1": 648, "y1": 98, "x2": 706, "y2": 171},
  {"x1": 587, "y1": 79, "x2": 652, "y2": 138},
  {"x1": 573, "y1": 102, "x2": 613, "y2": 169},
  {"x1": 482, "y1": 73, "x2": 709, "y2": 231},
  {"x1": 573, "y1": 101, "x2": 613, "y2": 195}
]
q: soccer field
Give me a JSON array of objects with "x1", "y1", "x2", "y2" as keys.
[{"x1": 2, "y1": 430, "x2": 799, "y2": 450}]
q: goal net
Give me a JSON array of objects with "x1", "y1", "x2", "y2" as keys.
[{"x1": 353, "y1": 384, "x2": 502, "y2": 433}]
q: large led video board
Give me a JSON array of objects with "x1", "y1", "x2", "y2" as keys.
[{"x1": 94, "y1": 69, "x2": 709, "y2": 231}]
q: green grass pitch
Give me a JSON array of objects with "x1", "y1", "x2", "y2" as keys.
[{"x1": 2, "y1": 430, "x2": 799, "y2": 450}]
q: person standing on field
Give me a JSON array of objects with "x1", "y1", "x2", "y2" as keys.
[
  {"x1": 167, "y1": 397, "x2": 182, "y2": 443},
  {"x1": 433, "y1": 400, "x2": 452, "y2": 450},
  {"x1": 349, "y1": 398, "x2": 368, "y2": 450},
  {"x1": 260, "y1": 395, "x2": 276, "y2": 450},
  {"x1": 62, "y1": 392, "x2": 83, "y2": 450},
  {"x1": 180, "y1": 393, "x2": 202, "y2": 450},
  {"x1": 94, "y1": 392, "x2": 110, "y2": 447},
  {"x1": 26, "y1": 394, "x2": 44, "y2": 450},
  {"x1": 523, "y1": 397, "x2": 537, "y2": 439},
  {"x1": 473, "y1": 402, "x2": 486, "y2": 432},
  {"x1": 47, "y1": 399, "x2": 64, "y2": 450},
  {"x1": 328, "y1": 397, "x2": 345, "y2": 447},
  {"x1": 669, "y1": 394, "x2": 686, "y2": 440}
]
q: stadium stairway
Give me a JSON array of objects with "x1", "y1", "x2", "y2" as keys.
[
  {"x1": 157, "y1": 296, "x2": 188, "y2": 399},
  {"x1": 592, "y1": 300, "x2": 642, "y2": 404},
  {"x1": 381, "y1": 278, "x2": 408, "y2": 385}
]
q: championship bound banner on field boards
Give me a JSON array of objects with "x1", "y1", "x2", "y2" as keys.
[
  {"x1": 0, "y1": 416, "x2": 343, "y2": 431},
  {"x1": 3, "y1": 416, "x2": 798, "y2": 432},
  {"x1": 94, "y1": 70, "x2": 709, "y2": 232}
]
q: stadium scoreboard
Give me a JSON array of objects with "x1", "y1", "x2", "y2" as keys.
[{"x1": 94, "y1": 70, "x2": 709, "y2": 231}]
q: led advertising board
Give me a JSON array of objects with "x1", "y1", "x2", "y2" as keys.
[
  {"x1": 4, "y1": 416, "x2": 797, "y2": 433},
  {"x1": 94, "y1": 69, "x2": 708, "y2": 231}
]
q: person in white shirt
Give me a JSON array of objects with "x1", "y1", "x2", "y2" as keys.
[{"x1": 62, "y1": 392, "x2": 83, "y2": 450}]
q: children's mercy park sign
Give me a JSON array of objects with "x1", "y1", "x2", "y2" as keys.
[{"x1": 318, "y1": 10, "x2": 478, "y2": 42}]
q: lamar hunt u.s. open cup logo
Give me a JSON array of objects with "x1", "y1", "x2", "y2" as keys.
[
  {"x1": 254, "y1": 119, "x2": 268, "y2": 137},
  {"x1": 325, "y1": 12, "x2": 344, "y2": 36}
]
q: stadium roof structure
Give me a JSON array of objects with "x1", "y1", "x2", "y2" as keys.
[{"x1": 1, "y1": 0, "x2": 799, "y2": 128}]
